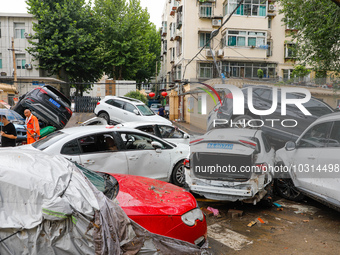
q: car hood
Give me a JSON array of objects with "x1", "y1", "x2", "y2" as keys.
[{"x1": 113, "y1": 174, "x2": 197, "y2": 216}]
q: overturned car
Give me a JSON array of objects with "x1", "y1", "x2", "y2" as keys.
[{"x1": 185, "y1": 128, "x2": 275, "y2": 205}]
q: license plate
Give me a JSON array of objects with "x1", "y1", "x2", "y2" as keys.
[
  {"x1": 207, "y1": 143, "x2": 233, "y2": 149},
  {"x1": 49, "y1": 98, "x2": 60, "y2": 108}
]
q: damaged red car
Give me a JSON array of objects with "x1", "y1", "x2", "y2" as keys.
[{"x1": 81, "y1": 166, "x2": 207, "y2": 247}]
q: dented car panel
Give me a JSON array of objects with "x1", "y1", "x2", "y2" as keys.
[{"x1": 186, "y1": 128, "x2": 275, "y2": 204}]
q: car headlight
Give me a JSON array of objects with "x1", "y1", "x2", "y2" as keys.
[{"x1": 181, "y1": 208, "x2": 204, "y2": 226}]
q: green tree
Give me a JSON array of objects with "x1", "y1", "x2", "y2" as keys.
[
  {"x1": 124, "y1": 90, "x2": 147, "y2": 104},
  {"x1": 292, "y1": 65, "x2": 311, "y2": 81},
  {"x1": 257, "y1": 69, "x2": 264, "y2": 79},
  {"x1": 279, "y1": 0, "x2": 340, "y2": 73},
  {"x1": 26, "y1": 0, "x2": 104, "y2": 96},
  {"x1": 94, "y1": 0, "x2": 159, "y2": 82}
]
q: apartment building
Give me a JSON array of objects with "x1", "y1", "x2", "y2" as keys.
[{"x1": 159, "y1": 0, "x2": 296, "y2": 84}]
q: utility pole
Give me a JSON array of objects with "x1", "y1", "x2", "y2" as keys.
[{"x1": 10, "y1": 37, "x2": 17, "y2": 90}]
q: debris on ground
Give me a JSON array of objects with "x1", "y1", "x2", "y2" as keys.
[
  {"x1": 273, "y1": 202, "x2": 282, "y2": 208},
  {"x1": 257, "y1": 217, "x2": 265, "y2": 224},
  {"x1": 227, "y1": 209, "x2": 243, "y2": 219},
  {"x1": 207, "y1": 206, "x2": 220, "y2": 216},
  {"x1": 201, "y1": 207, "x2": 214, "y2": 217},
  {"x1": 247, "y1": 221, "x2": 257, "y2": 227}
]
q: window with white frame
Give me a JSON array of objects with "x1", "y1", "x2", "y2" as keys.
[
  {"x1": 283, "y1": 69, "x2": 294, "y2": 79},
  {"x1": 170, "y1": 47, "x2": 175, "y2": 62},
  {"x1": 285, "y1": 43, "x2": 295, "y2": 58},
  {"x1": 14, "y1": 23, "x2": 25, "y2": 39},
  {"x1": 15, "y1": 54, "x2": 26, "y2": 69},
  {"x1": 224, "y1": 0, "x2": 266, "y2": 17},
  {"x1": 199, "y1": 63, "x2": 213, "y2": 78},
  {"x1": 199, "y1": 2, "x2": 213, "y2": 18},
  {"x1": 267, "y1": 41, "x2": 272, "y2": 57},
  {"x1": 175, "y1": 65, "x2": 181, "y2": 80},
  {"x1": 176, "y1": 39, "x2": 182, "y2": 56},
  {"x1": 199, "y1": 32, "x2": 211, "y2": 48},
  {"x1": 226, "y1": 30, "x2": 266, "y2": 48}
]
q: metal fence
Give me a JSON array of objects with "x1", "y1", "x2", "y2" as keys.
[{"x1": 73, "y1": 96, "x2": 101, "y2": 113}]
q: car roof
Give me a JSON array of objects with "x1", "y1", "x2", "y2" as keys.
[
  {"x1": 117, "y1": 121, "x2": 174, "y2": 128},
  {"x1": 313, "y1": 112, "x2": 340, "y2": 124},
  {"x1": 103, "y1": 96, "x2": 143, "y2": 104}
]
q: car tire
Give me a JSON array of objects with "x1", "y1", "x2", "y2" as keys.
[
  {"x1": 231, "y1": 115, "x2": 259, "y2": 129},
  {"x1": 98, "y1": 112, "x2": 110, "y2": 123},
  {"x1": 259, "y1": 182, "x2": 274, "y2": 208},
  {"x1": 275, "y1": 172, "x2": 304, "y2": 201},
  {"x1": 171, "y1": 161, "x2": 186, "y2": 187}
]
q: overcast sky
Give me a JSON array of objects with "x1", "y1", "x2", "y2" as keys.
[{"x1": 0, "y1": 0, "x2": 165, "y2": 28}]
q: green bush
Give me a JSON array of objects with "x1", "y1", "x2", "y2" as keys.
[
  {"x1": 257, "y1": 69, "x2": 264, "y2": 79},
  {"x1": 124, "y1": 90, "x2": 148, "y2": 104}
]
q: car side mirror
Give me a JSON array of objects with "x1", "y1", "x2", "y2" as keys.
[
  {"x1": 184, "y1": 134, "x2": 190, "y2": 139},
  {"x1": 151, "y1": 141, "x2": 163, "y2": 149},
  {"x1": 285, "y1": 141, "x2": 296, "y2": 151},
  {"x1": 133, "y1": 109, "x2": 140, "y2": 115}
]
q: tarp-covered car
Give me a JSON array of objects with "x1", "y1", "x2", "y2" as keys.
[
  {"x1": 0, "y1": 149, "x2": 208, "y2": 254},
  {"x1": 185, "y1": 128, "x2": 275, "y2": 205}
]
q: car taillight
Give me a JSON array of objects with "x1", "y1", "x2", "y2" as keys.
[
  {"x1": 255, "y1": 163, "x2": 268, "y2": 174},
  {"x1": 66, "y1": 107, "x2": 72, "y2": 116},
  {"x1": 184, "y1": 159, "x2": 190, "y2": 168},
  {"x1": 39, "y1": 88, "x2": 48, "y2": 94},
  {"x1": 239, "y1": 139, "x2": 257, "y2": 148},
  {"x1": 190, "y1": 138, "x2": 204, "y2": 144},
  {"x1": 96, "y1": 102, "x2": 100, "y2": 105},
  {"x1": 28, "y1": 98, "x2": 35, "y2": 102},
  {"x1": 61, "y1": 120, "x2": 65, "y2": 125}
]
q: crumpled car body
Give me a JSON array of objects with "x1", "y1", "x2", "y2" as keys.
[
  {"x1": 185, "y1": 128, "x2": 275, "y2": 204},
  {"x1": 0, "y1": 149, "x2": 208, "y2": 254}
]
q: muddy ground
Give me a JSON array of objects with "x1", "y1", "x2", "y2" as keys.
[{"x1": 200, "y1": 196, "x2": 340, "y2": 255}]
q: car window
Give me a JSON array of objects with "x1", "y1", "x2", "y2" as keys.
[
  {"x1": 106, "y1": 99, "x2": 124, "y2": 109},
  {"x1": 253, "y1": 88, "x2": 272, "y2": 100},
  {"x1": 298, "y1": 122, "x2": 332, "y2": 148},
  {"x1": 261, "y1": 133, "x2": 272, "y2": 152},
  {"x1": 158, "y1": 125, "x2": 184, "y2": 138},
  {"x1": 119, "y1": 132, "x2": 170, "y2": 150},
  {"x1": 32, "y1": 131, "x2": 67, "y2": 150},
  {"x1": 61, "y1": 140, "x2": 81, "y2": 155},
  {"x1": 327, "y1": 121, "x2": 340, "y2": 147},
  {"x1": 124, "y1": 103, "x2": 137, "y2": 113},
  {"x1": 136, "y1": 105, "x2": 155, "y2": 116},
  {"x1": 137, "y1": 125, "x2": 156, "y2": 136},
  {"x1": 303, "y1": 98, "x2": 333, "y2": 116},
  {"x1": 78, "y1": 133, "x2": 118, "y2": 153}
]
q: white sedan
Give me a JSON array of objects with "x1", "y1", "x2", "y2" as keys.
[
  {"x1": 24, "y1": 125, "x2": 189, "y2": 186},
  {"x1": 116, "y1": 121, "x2": 190, "y2": 144}
]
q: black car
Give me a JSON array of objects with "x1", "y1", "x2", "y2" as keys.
[
  {"x1": 207, "y1": 85, "x2": 334, "y2": 148},
  {"x1": 12, "y1": 85, "x2": 72, "y2": 129}
]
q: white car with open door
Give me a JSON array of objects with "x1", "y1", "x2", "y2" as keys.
[
  {"x1": 94, "y1": 96, "x2": 171, "y2": 125},
  {"x1": 275, "y1": 112, "x2": 340, "y2": 211},
  {"x1": 23, "y1": 125, "x2": 188, "y2": 186}
]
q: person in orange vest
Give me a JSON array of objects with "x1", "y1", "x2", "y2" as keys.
[{"x1": 24, "y1": 109, "x2": 40, "y2": 144}]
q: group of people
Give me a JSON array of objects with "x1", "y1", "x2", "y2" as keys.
[{"x1": 0, "y1": 109, "x2": 40, "y2": 147}]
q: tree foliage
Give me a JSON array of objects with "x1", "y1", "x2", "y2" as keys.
[
  {"x1": 124, "y1": 90, "x2": 147, "y2": 104},
  {"x1": 279, "y1": 0, "x2": 340, "y2": 73},
  {"x1": 292, "y1": 65, "x2": 311, "y2": 79},
  {"x1": 26, "y1": 0, "x2": 104, "y2": 95},
  {"x1": 94, "y1": 0, "x2": 161, "y2": 83}
]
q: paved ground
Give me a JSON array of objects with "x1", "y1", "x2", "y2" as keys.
[{"x1": 67, "y1": 114, "x2": 340, "y2": 254}]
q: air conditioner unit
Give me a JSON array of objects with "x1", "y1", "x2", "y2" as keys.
[
  {"x1": 25, "y1": 64, "x2": 33, "y2": 70},
  {"x1": 268, "y1": 5, "x2": 276, "y2": 11},
  {"x1": 206, "y1": 49, "x2": 215, "y2": 57},
  {"x1": 217, "y1": 49, "x2": 224, "y2": 57},
  {"x1": 212, "y1": 19, "x2": 221, "y2": 27}
]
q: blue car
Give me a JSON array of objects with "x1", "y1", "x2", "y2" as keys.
[{"x1": 0, "y1": 109, "x2": 27, "y2": 144}]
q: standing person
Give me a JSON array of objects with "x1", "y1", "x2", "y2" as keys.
[
  {"x1": 24, "y1": 109, "x2": 40, "y2": 144},
  {"x1": 0, "y1": 115, "x2": 17, "y2": 147},
  {"x1": 158, "y1": 105, "x2": 165, "y2": 117}
]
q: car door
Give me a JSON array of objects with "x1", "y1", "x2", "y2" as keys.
[
  {"x1": 123, "y1": 102, "x2": 141, "y2": 122},
  {"x1": 73, "y1": 132, "x2": 129, "y2": 174},
  {"x1": 105, "y1": 99, "x2": 125, "y2": 123},
  {"x1": 291, "y1": 122, "x2": 333, "y2": 191},
  {"x1": 312, "y1": 121, "x2": 340, "y2": 201},
  {"x1": 117, "y1": 131, "x2": 172, "y2": 181}
]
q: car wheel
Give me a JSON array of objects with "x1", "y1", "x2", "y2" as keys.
[
  {"x1": 275, "y1": 172, "x2": 304, "y2": 201},
  {"x1": 231, "y1": 115, "x2": 258, "y2": 129},
  {"x1": 98, "y1": 112, "x2": 110, "y2": 123},
  {"x1": 172, "y1": 162, "x2": 186, "y2": 187}
]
